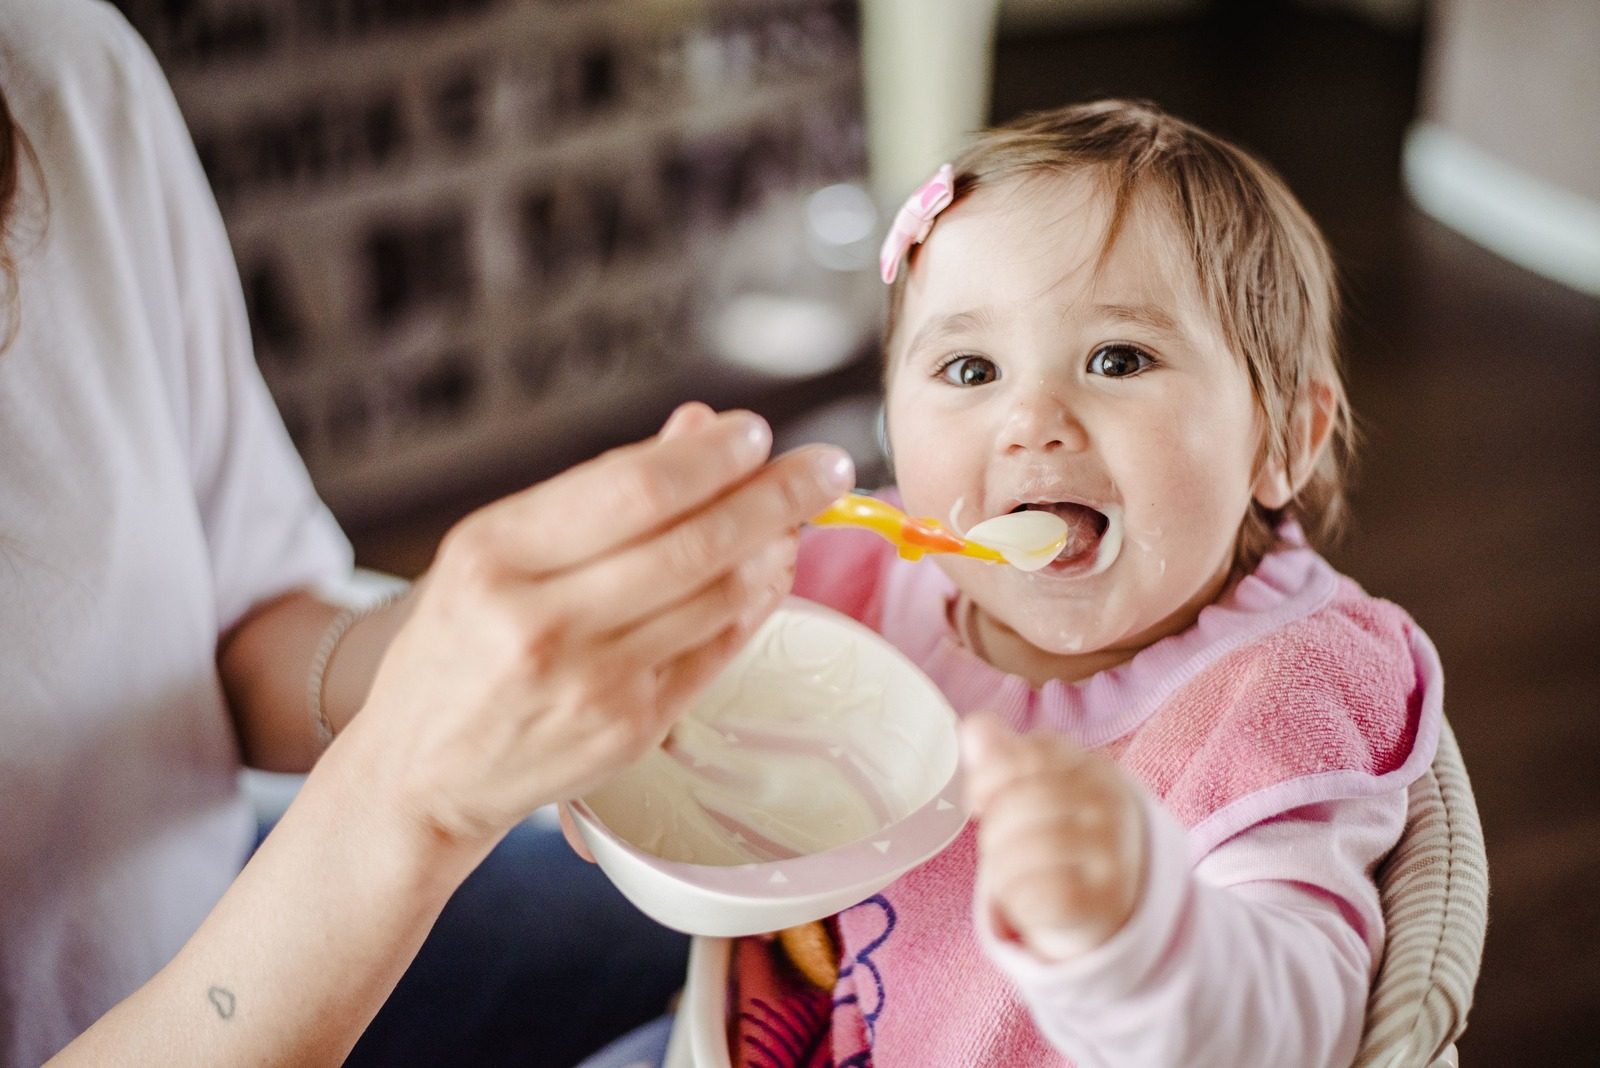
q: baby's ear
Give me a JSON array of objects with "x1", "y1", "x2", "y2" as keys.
[{"x1": 1253, "y1": 379, "x2": 1337, "y2": 510}]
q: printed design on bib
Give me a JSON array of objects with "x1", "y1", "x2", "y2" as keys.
[
  {"x1": 831, "y1": 894, "x2": 896, "y2": 1066},
  {"x1": 737, "y1": 987, "x2": 833, "y2": 1068}
]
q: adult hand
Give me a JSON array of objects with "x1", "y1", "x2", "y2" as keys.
[
  {"x1": 331, "y1": 403, "x2": 854, "y2": 852},
  {"x1": 962, "y1": 713, "x2": 1147, "y2": 961}
]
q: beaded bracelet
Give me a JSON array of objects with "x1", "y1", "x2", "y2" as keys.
[{"x1": 306, "y1": 591, "x2": 405, "y2": 749}]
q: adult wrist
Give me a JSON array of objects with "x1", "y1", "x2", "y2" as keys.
[
  {"x1": 308, "y1": 586, "x2": 412, "y2": 746},
  {"x1": 304, "y1": 716, "x2": 497, "y2": 890}
]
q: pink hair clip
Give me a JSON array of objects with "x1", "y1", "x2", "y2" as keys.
[{"x1": 879, "y1": 163, "x2": 955, "y2": 284}]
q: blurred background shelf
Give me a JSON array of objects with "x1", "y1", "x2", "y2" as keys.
[{"x1": 118, "y1": 0, "x2": 877, "y2": 522}]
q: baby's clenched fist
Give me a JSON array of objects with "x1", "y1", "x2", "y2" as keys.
[{"x1": 961, "y1": 713, "x2": 1147, "y2": 962}]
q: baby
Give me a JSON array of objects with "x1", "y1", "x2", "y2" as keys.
[{"x1": 726, "y1": 99, "x2": 1443, "y2": 1067}]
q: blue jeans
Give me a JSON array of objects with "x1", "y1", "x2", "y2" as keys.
[
  {"x1": 574, "y1": 1014, "x2": 674, "y2": 1068},
  {"x1": 257, "y1": 818, "x2": 690, "y2": 1068}
]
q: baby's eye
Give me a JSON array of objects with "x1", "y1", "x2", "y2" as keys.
[
  {"x1": 1086, "y1": 344, "x2": 1153, "y2": 378},
  {"x1": 937, "y1": 354, "x2": 1000, "y2": 387}
]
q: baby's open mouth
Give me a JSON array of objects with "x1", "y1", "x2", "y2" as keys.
[{"x1": 1010, "y1": 502, "x2": 1120, "y2": 574}]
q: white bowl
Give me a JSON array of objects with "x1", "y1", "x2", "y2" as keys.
[{"x1": 567, "y1": 598, "x2": 968, "y2": 937}]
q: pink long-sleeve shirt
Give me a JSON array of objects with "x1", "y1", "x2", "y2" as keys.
[{"x1": 728, "y1": 519, "x2": 1442, "y2": 1068}]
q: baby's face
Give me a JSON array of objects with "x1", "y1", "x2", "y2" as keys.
[{"x1": 885, "y1": 172, "x2": 1268, "y2": 676}]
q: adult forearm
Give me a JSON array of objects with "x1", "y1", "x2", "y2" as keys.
[
  {"x1": 219, "y1": 587, "x2": 414, "y2": 773},
  {"x1": 48, "y1": 745, "x2": 483, "y2": 1067}
]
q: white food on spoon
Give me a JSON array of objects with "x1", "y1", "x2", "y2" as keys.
[{"x1": 964, "y1": 510, "x2": 1071, "y2": 572}]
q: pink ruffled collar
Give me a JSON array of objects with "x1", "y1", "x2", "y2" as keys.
[{"x1": 886, "y1": 524, "x2": 1341, "y2": 746}]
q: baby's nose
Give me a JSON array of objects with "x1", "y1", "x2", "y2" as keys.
[{"x1": 1002, "y1": 392, "x2": 1089, "y2": 455}]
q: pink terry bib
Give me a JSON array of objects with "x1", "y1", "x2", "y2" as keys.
[{"x1": 729, "y1": 529, "x2": 1442, "y2": 1067}]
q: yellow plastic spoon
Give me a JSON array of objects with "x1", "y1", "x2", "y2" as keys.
[{"x1": 811, "y1": 493, "x2": 1068, "y2": 571}]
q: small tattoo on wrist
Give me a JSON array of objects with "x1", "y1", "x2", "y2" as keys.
[{"x1": 208, "y1": 986, "x2": 236, "y2": 1020}]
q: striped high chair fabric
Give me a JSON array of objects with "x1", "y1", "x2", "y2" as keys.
[{"x1": 1353, "y1": 718, "x2": 1488, "y2": 1067}]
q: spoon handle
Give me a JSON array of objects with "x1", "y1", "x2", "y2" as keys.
[{"x1": 811, "y1": 493, "x2": 1004, "y2": 563}]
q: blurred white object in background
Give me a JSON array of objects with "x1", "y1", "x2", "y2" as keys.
[
  {"x1": 1405, "y1": 123, "x2": 1600, "y2": 298},
  {"x1": 702, "y1": 176, "x2": 882, "y2": 382},
  {"x1": 806, "y1": 182, "x2": 880, "y2": 272},
  {"x1": 119, "y1": 0, "x2": 870, "y2": 523},
  {"x1": 1406, "y1": 0, "x2": 1600, "y2": 297},
  {"x1": 710, "y1": 292, "x2": 860, "y2": 378},
  {"x1": 708, "y1": 181, "x2": 880, "y2": 378},
  {"x1": 861, "y1": 0, "x2": 1003, "y2": 204}
]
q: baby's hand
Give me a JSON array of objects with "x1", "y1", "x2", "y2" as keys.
[{"x1": 962, "y1": 713, "x2": 1146, "y2": 962}]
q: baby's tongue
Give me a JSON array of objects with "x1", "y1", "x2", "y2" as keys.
[{"x1": 1031, "y1": 503, "x2": 1105, "y2": 560}]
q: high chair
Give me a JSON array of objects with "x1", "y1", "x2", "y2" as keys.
[
  {"x1": 1353, "y1": 718, "x2": 1488, "y2": 1067},
  {"x1": 664, "y1": 719, "x2": 1488, "y2": 1068}
]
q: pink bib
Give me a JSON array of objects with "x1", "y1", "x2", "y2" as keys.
[{"x1": 730, "y1": 526, "x2": 1442, "y2": 1068}]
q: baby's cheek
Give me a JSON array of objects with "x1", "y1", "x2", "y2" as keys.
[
  {"x1": 889, "y1": 428, "x2": 965, "y2": 514},
  {"x1": 882, "y1": 403, "x2": 926, "y2": 480},
  {"x1": 1126, "y1": 485, "x2": 1233, "y2": 595},
  {"x1": 1137, "y1": 422, "x2": 1253, "y2": 533}
]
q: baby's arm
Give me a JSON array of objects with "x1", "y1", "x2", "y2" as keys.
[{"x1": 963, "y1": 715, "x2": 1403, "y2": 1068}]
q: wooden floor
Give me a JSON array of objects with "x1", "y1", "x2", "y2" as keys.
[{"x1": 349, "y1": 6, "x2": 1600, "y2": 1062}]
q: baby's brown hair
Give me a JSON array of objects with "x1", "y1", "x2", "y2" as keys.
[{"x1": 886, "y1": 99, "x2": 1353, "y2": 572}]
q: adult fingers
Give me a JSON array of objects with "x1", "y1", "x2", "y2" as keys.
[
  {"x1": 467, "y1": 409, "x2": 776, "y2": 576},
  {"x1": 659, "y1": 401, "x2": 716, "y2": 440},
  {"x1": 650, "y1": 568, "x2": 789, "y2": 721},
  {"x1": 546, "y1": 445, "x2": 849, "y2": 635},
  {"x1": 606, "y1": 535, "x2": 794, "y2": 668},
  {"x1": 652, "y1": 626, "x2": 754, "y2": 722}
]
